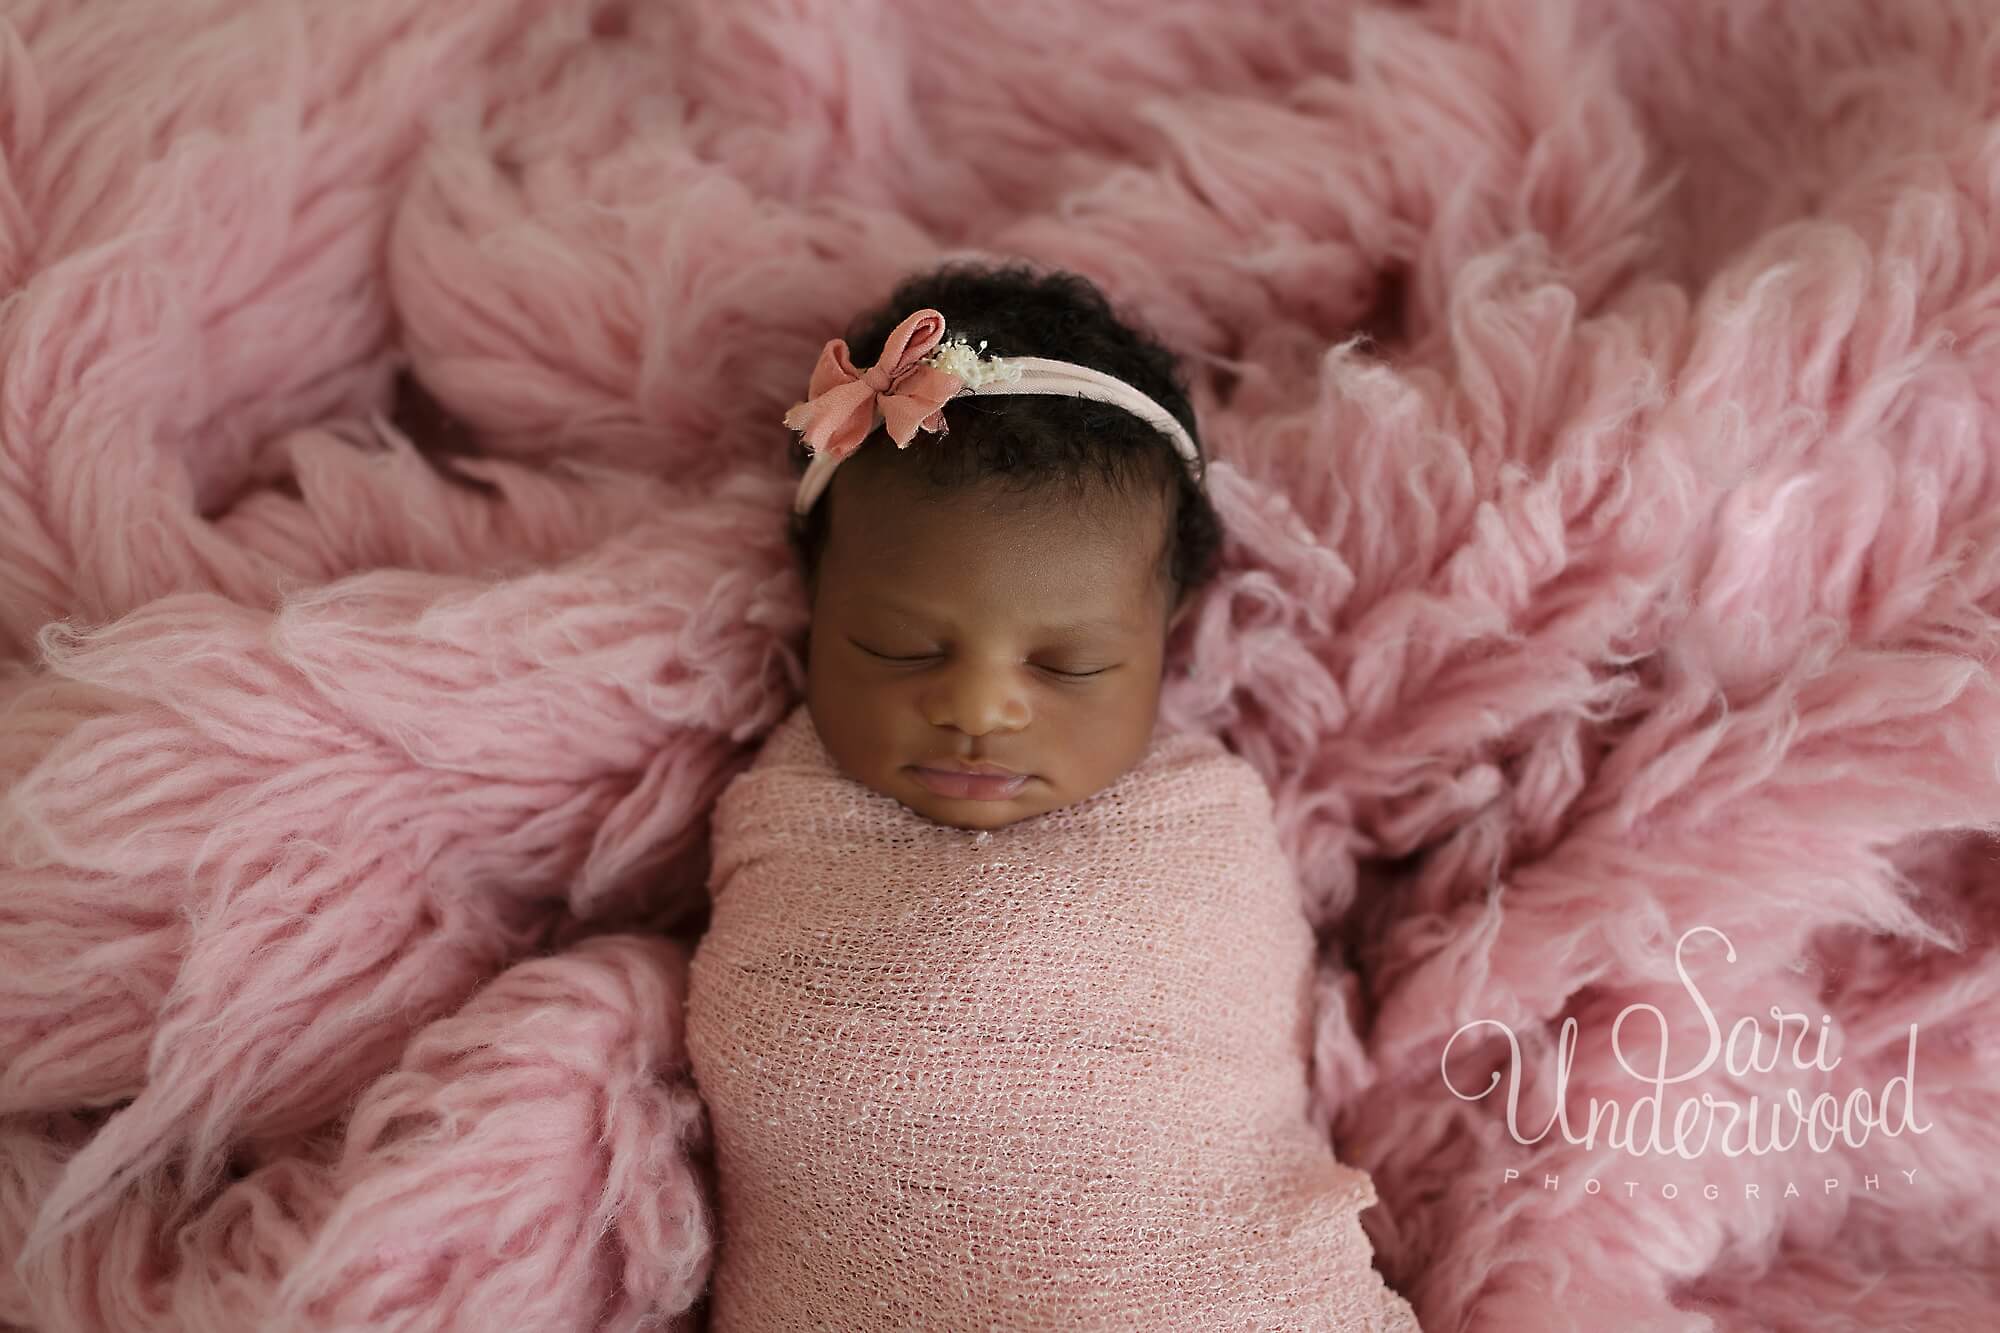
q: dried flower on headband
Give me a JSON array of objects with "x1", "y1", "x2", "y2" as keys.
[{"x1": 922, "y1": 335, "x2": 1024, "y2": 394}]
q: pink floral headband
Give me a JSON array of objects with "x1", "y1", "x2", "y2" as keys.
[{"x1": 783, "y1": 308, "x2": 1203, "y2": 515}]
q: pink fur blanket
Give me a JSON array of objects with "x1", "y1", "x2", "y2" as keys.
[
  {"x1": 2, "y1": 1, "x2": 1997, "y2": 1330},
  {"x1": 686, "y1": 703, "x2": 1421, "y2": 1330}
]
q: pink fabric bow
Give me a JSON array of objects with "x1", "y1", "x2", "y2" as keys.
[{"x1": 782, "y1": 308, "x2": 966, "y2": 461}]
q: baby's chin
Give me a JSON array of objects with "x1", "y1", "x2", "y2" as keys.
[{"x1": 907, "y1": 800, "x2": 1035, "y2": 832}]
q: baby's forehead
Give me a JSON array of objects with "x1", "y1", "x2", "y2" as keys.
[
  {"x1": 840, "y1": 576, "x2": 1147, "y2": 637},
  {"x1": 836, "y1": 503, "x2": 1161, "y2": 599},
  {"x1": 821, "y1": 465, "x2": 1175, "y2": 615},
  {"x1": 841, "y1": 542, "x2": 1151, "y2": 614},
  {"x1": 830, "y1": 541, "x2": 1164, "y2": 641}
]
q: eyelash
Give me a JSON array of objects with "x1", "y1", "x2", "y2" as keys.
[{"x1": 856, "y1": 644, "x2": 1108, "y2": 680}]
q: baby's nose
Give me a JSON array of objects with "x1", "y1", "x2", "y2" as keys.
[{"x1": 924, "y1": 661, "x2": 1030, "y2": 735}]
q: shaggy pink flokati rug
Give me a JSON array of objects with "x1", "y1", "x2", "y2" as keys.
[{"x1": 3, "y1": 0, "x2": 1998, "y2": 1329}]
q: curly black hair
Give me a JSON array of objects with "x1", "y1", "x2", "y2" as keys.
[{"x1": 784, "y1": 260, "x2": 1224, "y2": 613}]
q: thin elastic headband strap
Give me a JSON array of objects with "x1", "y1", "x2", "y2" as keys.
[
  {"x1": 966, "y1": 358, "x2": 1203, "y2": 470},
  {"x1": 787, "y1": 314, "x2": 1204, "y2": 516}
]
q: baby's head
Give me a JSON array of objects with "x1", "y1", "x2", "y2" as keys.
[{"x1": 785, "y1": 260, "x2": 1223, "y2": 831}]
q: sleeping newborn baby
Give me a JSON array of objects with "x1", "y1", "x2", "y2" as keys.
[{"x1": 684, "y1": 263, "x2": 1421, "y2": 1331}]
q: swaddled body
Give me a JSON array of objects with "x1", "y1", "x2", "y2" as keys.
[{"x1": 685, "y1": 703, "x2": 1420, "y2": 1331}]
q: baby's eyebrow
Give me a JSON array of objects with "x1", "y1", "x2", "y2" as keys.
[
  {"x1": 866, "y1": 597, "x2": 1133, "y2": 637},
  {"x1": 1040, "y1": 613, "x2": 1136, "y2": 637}
]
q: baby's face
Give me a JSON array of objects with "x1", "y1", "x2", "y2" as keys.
[{"x1": 805, "y1": 462, "x2": 1188, "y2": 831}]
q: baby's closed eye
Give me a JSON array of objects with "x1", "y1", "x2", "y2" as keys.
[{"x1": 849, "y1": 637, "x2": 1114, "y2": 679}]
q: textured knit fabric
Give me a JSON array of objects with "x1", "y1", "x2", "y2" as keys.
[{"x1": 685, "y1": 703, "x2": 1422, "y2": 1331}]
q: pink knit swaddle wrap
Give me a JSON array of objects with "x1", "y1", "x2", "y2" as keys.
[{"x1": 685, "y1": 704, "x2": 1421, "y2": 1331}]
